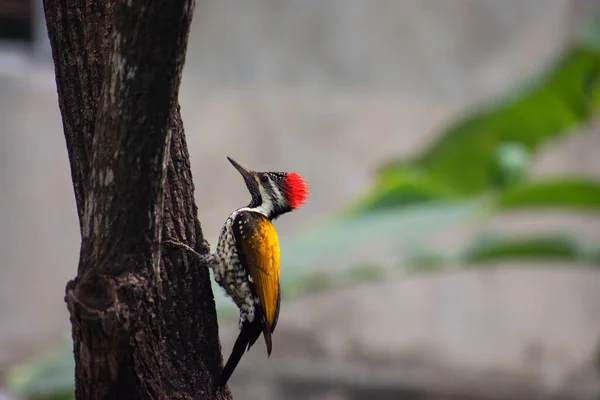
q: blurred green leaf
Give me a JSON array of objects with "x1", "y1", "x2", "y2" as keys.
[
  {"x1": 4, "y1": 342, "x2": 74, "y2": 400},
  {"x1": 497, "y1": 178, "x2": 600, "y2": 211},
  {"x1": 461, "y1": 234, "x2": 600, "y2": 265},
  {"x1": 492, "y1": 142, "x2": 531, "y2": 188},
  {"x1": 412, "y1": 45, "x2": 600, "y2": 194},
  {"x1": 348, "y1": 166, "x2": 460, "y2": 215},
  {"x1": 365, "y1": 40, "x2": 600, "y2": 214}
]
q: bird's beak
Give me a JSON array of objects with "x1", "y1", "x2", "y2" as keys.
[{"x1": 227, "y1": 157, "x2": 256, "y2": 183}]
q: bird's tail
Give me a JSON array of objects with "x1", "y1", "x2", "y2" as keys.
[{"x1": 220, "y1": 317, "x2": 263, "y2": 387}]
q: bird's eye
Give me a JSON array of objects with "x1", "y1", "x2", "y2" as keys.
[{"x1": 260, "y1": 175, "x2": 269, "y2": 183}]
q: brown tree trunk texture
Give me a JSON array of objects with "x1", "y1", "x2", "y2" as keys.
[{"x1": 43, "y1": 1, "x2": 230, "y2": 398}]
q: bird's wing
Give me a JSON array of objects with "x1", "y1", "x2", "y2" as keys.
[{"x1": 233, "y1": 210, "x2": 281, "y2": 335}]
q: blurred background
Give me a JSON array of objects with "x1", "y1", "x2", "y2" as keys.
[{"x1": 2, "y1": 0, "x2": 600, "y2": 399}]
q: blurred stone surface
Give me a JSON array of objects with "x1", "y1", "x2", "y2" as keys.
[{"x1": 1, "y1": 2, "x2": 599, "y2": 398}]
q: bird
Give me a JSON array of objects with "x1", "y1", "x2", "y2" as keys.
[{"x1": 165, "y1": 157, "x2": 309, "y2": 387}]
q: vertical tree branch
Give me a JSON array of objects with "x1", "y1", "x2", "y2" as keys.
[{"x1": 43, "y1": 0, "x2": 228, "y2": 398}]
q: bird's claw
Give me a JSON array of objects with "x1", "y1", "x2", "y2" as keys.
[{"x1": 162, "y1": 239, "x2": 203, "y2": 259}]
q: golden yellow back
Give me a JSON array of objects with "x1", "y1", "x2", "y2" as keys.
[{"x1": 236, "y1": 212, "x2": 281, "y2": 328}]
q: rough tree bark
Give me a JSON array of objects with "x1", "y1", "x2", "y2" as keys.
[{"x1": 43, "y1": 1, "x2": 230, "y2": 398}]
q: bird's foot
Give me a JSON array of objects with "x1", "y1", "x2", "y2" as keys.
[{"x1": 162, "y1": 239, "x2": 205, "y2": 260}]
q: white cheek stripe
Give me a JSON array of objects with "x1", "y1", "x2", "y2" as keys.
[
  {"x1": 271, "y1": 182, "x2": 284, "y2": 205},
  {"x1": 255, "y1": 176, "x2": 274, "y2": 216}
]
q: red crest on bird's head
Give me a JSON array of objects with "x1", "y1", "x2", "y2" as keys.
[{"x1": 283, "y1": 172, "x2": 309, "y2": 209}]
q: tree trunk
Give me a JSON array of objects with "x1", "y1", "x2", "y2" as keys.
[{"x1": 43, "y1": 0, "x2": 230, "y2": 398}]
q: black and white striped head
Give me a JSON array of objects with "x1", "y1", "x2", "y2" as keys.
[{"x1": 227, "y1": 157, "x2": 309, "y2": 220}]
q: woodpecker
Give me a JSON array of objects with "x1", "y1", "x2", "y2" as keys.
[{"x1": 167, "y1": 157, "x2": 308, "y2": 387}]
